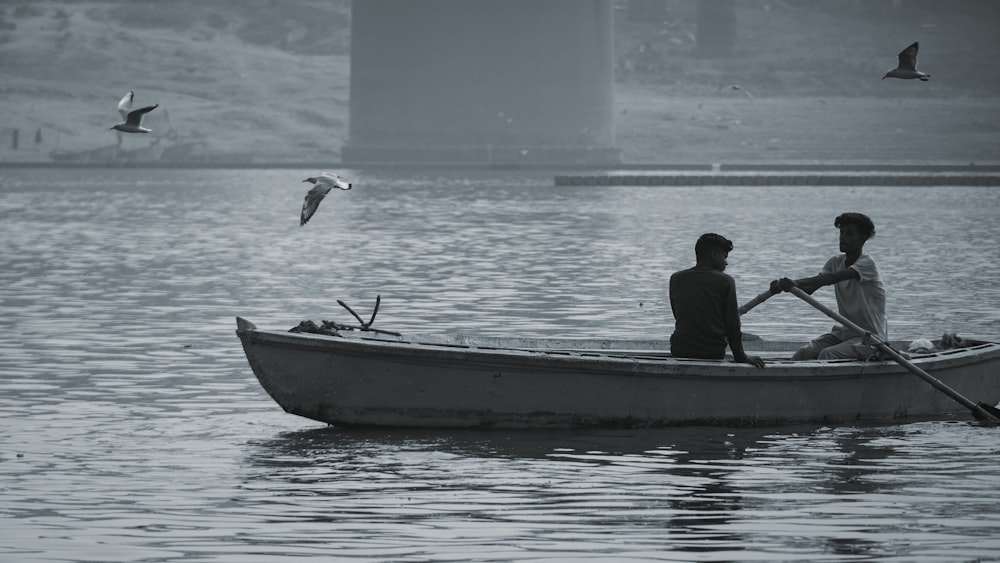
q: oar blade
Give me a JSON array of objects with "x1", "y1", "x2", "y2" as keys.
[{"x1": 975, "y1": 402, "x2": 1000, "y2": 422}]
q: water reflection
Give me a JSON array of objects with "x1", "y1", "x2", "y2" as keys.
[
  {"x1": 238, "y1": 423, "x2": 1000, "y2": 560},
  {"x1": 243, "y1": 426, "x2": 771, "y2": 558}
]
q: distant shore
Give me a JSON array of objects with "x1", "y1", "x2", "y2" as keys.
[
  {"x1": 5, "y1": 93, "x2": 999, "y2": 169},
  {"x1": 4, "y1": 160, "x2": 1000, "y2": 175}
]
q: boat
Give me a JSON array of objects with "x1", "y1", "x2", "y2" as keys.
[{"x1": 235, "y1": 316, "x2": 1000, "y2": 428}]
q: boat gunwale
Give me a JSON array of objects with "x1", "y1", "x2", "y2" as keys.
[{"x1": 237, "y1": 324, "x2": 1000, "y2": 381}]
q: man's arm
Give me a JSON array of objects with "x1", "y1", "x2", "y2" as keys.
[
  {"x1": 725, "y1": 280, "x2": 765, "y2": 368},
  {"x1": 794, "y1": 268, "x2": 859, "y2": 294},
  {"x1": 729, "y1": 337, "x2": 765, "y2": 368},
  {"x1": 773, "y1": 268, "x2": 859, "y2": 295}
]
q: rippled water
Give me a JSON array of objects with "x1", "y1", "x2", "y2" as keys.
[{"x1": 2, "y1": 168, "x2": 1000, "y2": 562}]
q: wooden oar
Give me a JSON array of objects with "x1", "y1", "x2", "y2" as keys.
[
  {"x1": 739, "y1": 288, "x2": 777, "y2": 316},
  {"x1": 788, "y1": 286, "x2": 1000, "y2": 422}
]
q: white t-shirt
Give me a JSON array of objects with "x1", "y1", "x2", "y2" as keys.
[{"x1": 821, "y1": 254, "x2": 887, "y2": 339}]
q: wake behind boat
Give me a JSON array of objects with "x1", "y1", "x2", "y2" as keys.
[{"x1": 235, "y1": 316, "x2": 1000, "y2": 429}]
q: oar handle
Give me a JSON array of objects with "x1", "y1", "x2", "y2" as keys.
[
  {"x1": 788, "y1": 286, "x2": 998, "y2": 421},
  {"x1": 739, "y1": 288, "x2": 776, "y2": 316}
]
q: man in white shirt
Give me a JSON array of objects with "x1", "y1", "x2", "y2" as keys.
[{"x1": 772, "y1": 212, "x2": 886, "y2": 360}]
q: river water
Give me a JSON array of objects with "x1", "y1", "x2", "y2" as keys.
[{"x1": 2, "y1": 167, "x2": 999, "y2": 562}]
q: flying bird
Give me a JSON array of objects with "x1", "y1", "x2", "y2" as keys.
[
  {"x1": 110, "y1": 91, "x2": 159, "y2": 133},
  {"x1": 882, "y1": 42, "x2": 930, "y2": 81},
  {"x1": 300, "y1": 173, "x2": 352, "y2": 226}
]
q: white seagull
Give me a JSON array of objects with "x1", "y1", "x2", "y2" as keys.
[
  {"x1": 300, "y1": 173, "x2": 352, "y2": 226},
  {"x1": 110, "y1": 91, "x2": 158, "y2": 133},
  {"x1": 882, "y1": 42, "x2": 930, "y2": 81}
]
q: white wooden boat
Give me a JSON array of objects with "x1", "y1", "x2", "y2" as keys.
[{"x1": 235, "y1": 317, "x2": 1000, "y2": 428}]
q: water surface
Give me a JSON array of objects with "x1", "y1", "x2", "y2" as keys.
[{"x1": 1, "y1": 168, "x2": 999, "y2": 562}]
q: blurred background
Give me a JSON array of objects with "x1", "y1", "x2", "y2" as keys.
[{"x1": 0, "y1": 0, "x2": 998, "y2": 165}]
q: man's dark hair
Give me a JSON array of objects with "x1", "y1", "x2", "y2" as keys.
[
  {"x1": 835, "y1": 212, "x2": 876, "y2": 239},
  {"x1": 695, "y1": 233, "x2": 733, "y2": 260}
]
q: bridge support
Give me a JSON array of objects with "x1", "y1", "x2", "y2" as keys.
[{"x1": 342, "y1": 0, "x2": 620, "y2": 165}]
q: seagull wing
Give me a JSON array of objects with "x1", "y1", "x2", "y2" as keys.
[
  {"x1": 897, "y1": 42, "x2": 919, "y2": 71},
  {"x1": 125, "y1": 104, "x2": 158, "y2": 126},
  {"x1": 117, "y1": 91, "x2": 134, "y2": 119},
  {"x1": 300, "y1": 185, "x2": 331, "y2": 226}
]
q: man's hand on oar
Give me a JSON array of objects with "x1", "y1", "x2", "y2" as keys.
[{"x1": 770, "y1": 277, "x2": 796, "y2": 294}]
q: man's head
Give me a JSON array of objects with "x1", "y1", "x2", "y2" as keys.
[
  {"x1": 695, "y1": 233, "x2": 733, "y2": 271},
  {"x1": 835, "y1": 213, "x2": 875, "y2": 254}
]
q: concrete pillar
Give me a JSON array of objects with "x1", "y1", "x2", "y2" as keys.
[
  {"x1": 696, "y1": 0, "x2": 736, "y2": 58},
  {"x1": 343, "y1": 0, "x2": 620, "y2": 165}
]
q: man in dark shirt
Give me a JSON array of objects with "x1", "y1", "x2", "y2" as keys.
[{"x1": 670, "y1": 233, "x2": 765, "y2": 368}]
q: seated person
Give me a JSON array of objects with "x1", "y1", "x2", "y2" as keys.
[{"x1": 670, "y1": 233, "x2": 765, "y2": 368}]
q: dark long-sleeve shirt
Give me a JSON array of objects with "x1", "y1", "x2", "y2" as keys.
[{"x1": 669, "y1": 266, "x2": 747, "y2": 360}]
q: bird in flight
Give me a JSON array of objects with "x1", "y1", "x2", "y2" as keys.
[
  {"x1": 300, "y1": 173, "x2": 352, "y2": 226},
  {"x1": 110, "y1": 91, "x2": 159, "y2": 133},
  {"x1": 882, "y1": 42, "x2": 930, "y2": 81}
]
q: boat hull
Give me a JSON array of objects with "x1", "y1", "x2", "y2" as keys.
[{"x1": 236, "y1": 319, "x2": 1000, "y2": 428}]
